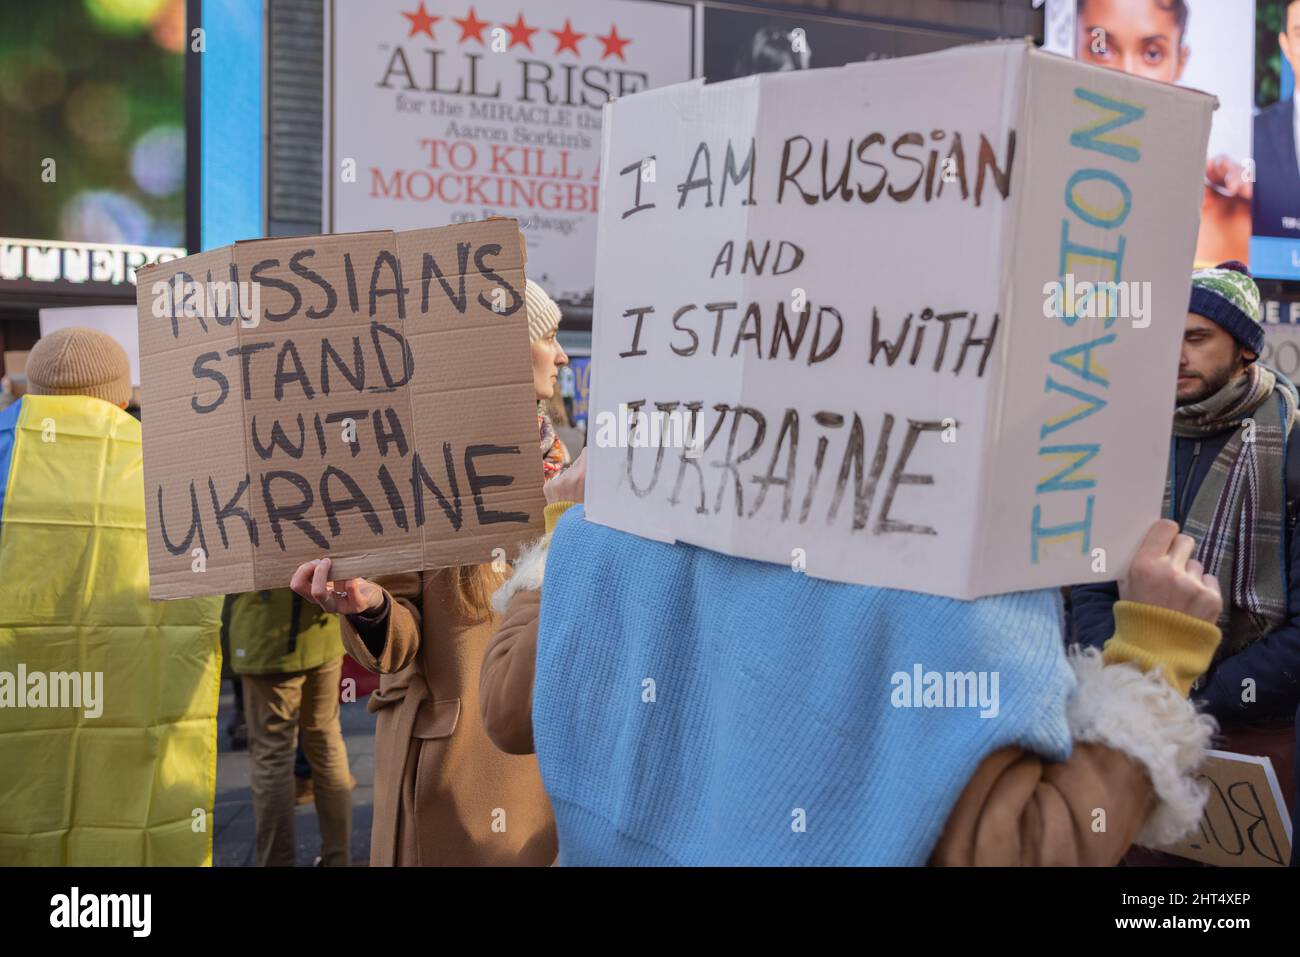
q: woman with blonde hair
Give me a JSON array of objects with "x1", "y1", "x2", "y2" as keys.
[{"x1": 289, "y1": 279, "x2": 569, "y2": 866}]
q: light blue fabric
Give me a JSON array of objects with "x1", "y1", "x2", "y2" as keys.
[
  {"x1": 533, "y1": 505, "x2": 1078, "y2": 866},
  {"x1": 0, "y1": 397, "x2": 22, "y2": 529}
]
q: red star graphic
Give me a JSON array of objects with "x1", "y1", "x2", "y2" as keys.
[
  {"x1": 402, "y1": 1, "x2": 439, "y2": 39},
  {"x1": 551, "y1": 18, "x2": 585, "y2": 56},
  {"x1": 453, "y1": 6, "x2": 489, "y2": 44},
  {"x1": 596, "y1": 24, "x2": 632, "y2": 61},
  {"x1": 503, "y1": 13, "x2": 539, "y2": 50}
]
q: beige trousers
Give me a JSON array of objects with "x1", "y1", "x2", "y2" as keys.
[{"x1": 242, "y1": 656, "x2": 352, "y2": 866}]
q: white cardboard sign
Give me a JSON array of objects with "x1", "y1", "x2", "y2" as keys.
[{"x1": 585, "y1": 41, "x2": 1215, "y2": 598}]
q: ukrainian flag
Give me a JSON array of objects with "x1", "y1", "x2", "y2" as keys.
[{"x1": 0, "y1": 394, "x2": 222, "y2": 865}]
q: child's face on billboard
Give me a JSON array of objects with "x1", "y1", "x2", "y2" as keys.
[{"x1": 1076, "y1": 0, "x2": 1186, "y2": 85}]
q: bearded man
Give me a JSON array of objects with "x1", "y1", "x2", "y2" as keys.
[{"x1": 1072, "y1": 261, "x2": 1300, "y2": 725}]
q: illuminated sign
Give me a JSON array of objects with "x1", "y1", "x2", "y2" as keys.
[{"x1": 0, "y1": 238, "x2": 184, "y2": 290}]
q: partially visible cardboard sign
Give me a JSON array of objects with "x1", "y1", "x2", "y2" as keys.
[
  {"x1": 585, "y1": 40, "x2": 1215, "y2": 598},
  {"x1": 2, "y1": 350, "x2": 27, "y2": 400},
  {"x1": 1155, "y1": 751, "x2": 1293, "y2": 867},
  {"x1": 135, "y1": 218, "x2": 544, "y2": 600}
]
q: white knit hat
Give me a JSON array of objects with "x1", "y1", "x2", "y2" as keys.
[{"x1": 524, "y1": 280, "x2": 562, "y2": 342}]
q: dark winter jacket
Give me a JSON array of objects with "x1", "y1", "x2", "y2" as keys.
[{"x1": 1071, "y1": 425, "x2": 1300, "y2": 722}]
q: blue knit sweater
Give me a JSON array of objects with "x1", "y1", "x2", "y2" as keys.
[{"x1": 532, "y1": 506, "x2": 1078, "y2": 866}]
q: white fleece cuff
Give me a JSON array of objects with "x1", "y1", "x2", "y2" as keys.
[
  {"x1": 491, "y1": 534, "x2": 550, "y2": 615},
  {"x1": 1066, "y1": 647, "x2": 1218, "y2": 848}
]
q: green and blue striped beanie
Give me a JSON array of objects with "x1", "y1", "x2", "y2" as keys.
[{"x1": 1188, "y1": 260, "x2": 1263, "y2": 355}]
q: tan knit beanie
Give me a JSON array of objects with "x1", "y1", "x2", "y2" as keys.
[
  {"x1": 27, "y1": 327, "x2": 132, "y2": 406},
  {"x1": 524, "y1": 280, "x2": 562, "y2": 342}
]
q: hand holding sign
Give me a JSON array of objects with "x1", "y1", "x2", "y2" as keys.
[
  {"x1": 544, "y1": 447, "x2": 587, "y2": 505},
  {"x1": 290, "y1": 557, "x2": 384, "y2": 616},
  {"x1": 1119, "y1": 519, "x2": 1222, "y2": 624}
]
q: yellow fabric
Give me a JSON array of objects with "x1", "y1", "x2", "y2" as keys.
[
  {"x1": 544, "y1": 501, "x2": 577, "y2": 535},
  {"x1": 1102, "y1": 600, "x2": 1222, "y2": 698},
  {"x1": 0, "y1": 395, "x2": 222, "y2": 865}
]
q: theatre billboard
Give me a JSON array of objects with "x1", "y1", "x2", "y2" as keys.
[{"x1": 325, "y1": 0, "x2": 693, "y2": 306}]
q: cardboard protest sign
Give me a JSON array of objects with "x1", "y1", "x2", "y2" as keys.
[
  {"x1": 135, "y1": 218, "x2": 545, "y2": 600},
  {"x1": 585, "y1": 40, "x2": 1216, "y2": 598},
  {"x1": 1154, "y1": 751, "x2": 1293, "y2": 867}
]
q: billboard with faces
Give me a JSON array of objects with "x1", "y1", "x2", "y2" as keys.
[
  {"x1": 696, "y1": 1, "x2": 972, "y2": 82},
  {"x1": 695, "y1": 1, "x2": 983, "y2": 83},
  {"x1": 1251, "y1": 0, "x2": 1300, "y2": 277},
  {"x1": 1045, "y1": 0, "x2": 1256, "y2": 268}
]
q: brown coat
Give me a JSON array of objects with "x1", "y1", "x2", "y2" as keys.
[
  {"x1": 340, "y1": 570, "x2": 556, "y2": 866},
  {"x1": 480, "y1": 583, "x2": 1194, "y2": 867},
  {"x1": 930, "y1": 742, "x2": 1156, "y2": 865}
]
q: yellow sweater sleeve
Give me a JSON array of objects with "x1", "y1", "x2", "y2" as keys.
[
  {"x1": 543, "y1": 501, "x2": 577, "y2": 535},
  {"x1": 1101, "y1": 600, "x2": 1222, "y2": 698}
]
